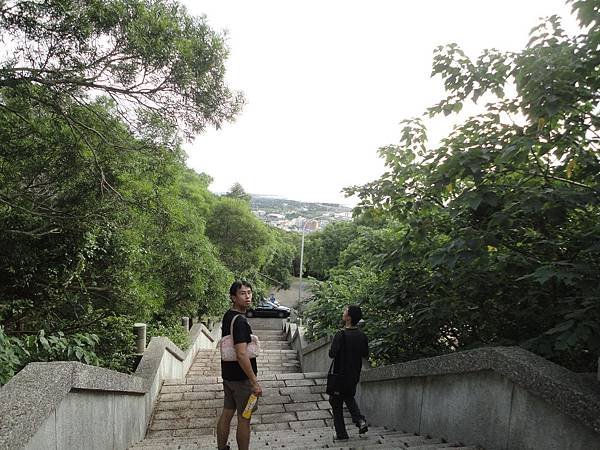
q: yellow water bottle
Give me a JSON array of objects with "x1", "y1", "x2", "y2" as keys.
[{"x1": 242, "y1": 394, "x2": 258, "y2": 419}]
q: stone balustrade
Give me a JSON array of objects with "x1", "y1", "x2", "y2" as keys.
[
  {"x1": 2, "y1": 316, "x2": 599, "y2": 450},
  {"x1": 0, "y1": 321, "x2": 219, "y2": 450},
  {"x1": 292, "y1": 321, "x2": 600, "y2": 450}
]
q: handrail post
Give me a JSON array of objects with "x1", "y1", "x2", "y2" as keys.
[{"x1": 133, "y1": 323, "x2": 146, "y2": 354}]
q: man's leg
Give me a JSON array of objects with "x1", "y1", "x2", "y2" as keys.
[
  {"x1": 218, "y1": 381, "x2": 238, "y2": 449},
  {"x1": 230, "y1": 379, "x2": 254, "y2": 450},
  {"x1": 328, "y1": 394, "x2": 349, "y2": 439},
  {"x1": 343, "y1": 395, "x2": 365, "y2": 425},
  {"x1": 236, "y1": 414, "x2": 251, "y2": 450},
  {"x1": 216, "y1": 407, "x2": 235, "y2": 449},
  {"x1": 343, "y1": 393, "x2": 368, "y2": 434}
]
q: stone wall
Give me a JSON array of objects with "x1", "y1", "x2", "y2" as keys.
[
  {"x1": 289, "y1": 322, "x2": 600, "y2": 450},
  {"x1": 0, "y1": 322, "x2": 218, "y2": 450}
]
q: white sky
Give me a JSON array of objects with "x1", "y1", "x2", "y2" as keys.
[{"x1": 182, "y1": 0, "x2": 577, "y2": 205}]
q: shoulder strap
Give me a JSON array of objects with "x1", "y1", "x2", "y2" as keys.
[
  {"x1": 230, "y1": 313, "x2": 241, "y2": 337},
  {"x1": 334, "y1": 330, "x2": 346, "y2": 358}
]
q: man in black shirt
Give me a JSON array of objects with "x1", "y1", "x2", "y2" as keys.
[
  {"x1": 328, "y1": 305, "x2": 369, "y2": 441},
  {"x1": 216, "y1": 281, "x2": 262, "y2": 450}
]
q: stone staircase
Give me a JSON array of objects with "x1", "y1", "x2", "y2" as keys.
[{"x1": 130, "y1": 325, "x2": 481, "y2": 450}]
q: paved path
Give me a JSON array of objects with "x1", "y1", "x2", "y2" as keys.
[{"x1": 270, "y1": 277, "x2": 311, "y2": 310}]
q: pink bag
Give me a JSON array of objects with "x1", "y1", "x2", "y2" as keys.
[{"x1": 219, "y1": 314, "x2": 260, "y2": 361}]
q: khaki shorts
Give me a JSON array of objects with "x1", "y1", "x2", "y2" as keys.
[{"x1": 223, "y1": 379, "x2": 259, "y2": 416}]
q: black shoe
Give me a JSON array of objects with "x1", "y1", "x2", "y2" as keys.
[{"x1": 358, "y1": 419, "x2": 368, "y2": 434}]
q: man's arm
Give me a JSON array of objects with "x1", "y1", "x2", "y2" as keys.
[
  {"x1": 361, "y1": 333, "x2": 370, "y2": 369},
  {"x1": 329, "y1": 332, "x2": 341, "y2": 358},
  {"x1": 234, "y1": 342, "x2": 262, "y2": 396}
]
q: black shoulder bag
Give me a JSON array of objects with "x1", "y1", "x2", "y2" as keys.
[{"x1": 326, "y1": 330, "x2": 346, "y2": 396}]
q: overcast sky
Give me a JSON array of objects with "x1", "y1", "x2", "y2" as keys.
[{"x1": 182, "y1": 0, "x2": 576, "y2": 205}]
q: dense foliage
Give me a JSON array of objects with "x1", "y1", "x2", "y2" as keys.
[
  {"x1": 304, "y1": 0, "x2": 600, "y2": 372},
  {"x1": 205, "y1": 197, "x2": 273, "y2": 275},
  {"x1": 0, "y1": 0, "x2": 292, "y2": 385},
  {"x1": 303, "y1": 222, "x2": 362, "y2": 280},
  {"x1": 262, "y1": 228, "x2": 299, "y2": 290},
  {"x1": 0, "y1": 0, "x2": 243, "y2": 138}
]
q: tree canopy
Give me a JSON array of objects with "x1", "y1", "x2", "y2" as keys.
[
  {"x1": 303, "y1": 222, "x2": 362, "y2": 280},
  {"x1": 0, "y1": 0, "x2": 290, "y2": 385},
  {"x1": 0, "y1": 0, "x2": 243, "y2": 141},
  {"x1": 225, "y1": 182, "x2": 252, "y2": 203},
  {"x1": 205, "y1": 196, "x2": 273, "y2": 276},
  {"x1": 304, "y1": 0, "x2": 600, "y2": 372}
]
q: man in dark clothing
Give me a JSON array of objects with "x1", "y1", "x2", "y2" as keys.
[
  {"x1": 216, "y1": 281, "x2": 262, "y2": 450},
  {"x1": 328, "y1": 305, "x2": 369, "y2": 441}
]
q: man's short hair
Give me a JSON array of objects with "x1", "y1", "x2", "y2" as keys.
[
  {"x1": 229, "y1": 280, "x2": 252, "y2": 298},
  {"x1": 347, "y1": 305, "x2": 363, "y2": 326}
]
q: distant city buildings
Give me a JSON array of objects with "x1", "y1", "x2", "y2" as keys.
[
  {"x1": 303, "y1": 219, "x2": 319, "y2": 232},
  {"x1": 249, "y1": 196, "x2": 352, "y2": 233}
]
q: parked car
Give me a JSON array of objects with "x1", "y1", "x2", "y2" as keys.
[
  {"x1": 246, "y1": 301, "x2": 291, "y2": 318},
  {"x1": 263, "y1": 300, "x2": 291, "y2": 311}
]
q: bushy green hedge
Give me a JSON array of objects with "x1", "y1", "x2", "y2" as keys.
[
  {"x1": 147, "y1": 319, "x2": 190, "y2": 351},
  {"x1": 0, "y1": 327, "x2": 100, "y2": 386}
]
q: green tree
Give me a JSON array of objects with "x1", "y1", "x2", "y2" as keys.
[
  {"x1": 0, "y1": 0, "x2": 241, "y2": 378},
  {"x1": 0, "y1": 95, "x2": 232, "y2": 370},
  {"x1": 0, "y1": 0, "x2": 243, "y2": 140},
  {"x1": 130, "y1": 165, "x2": 232, "y2": 320},
  {"x1": 304, "y1": 221, "x2": 361, "y2": 279},
  {"x1": 262, "y1": 228, "x2": 298, "y2": 289},
  {"x1": 205, "y1": 197, "x2": 273, "y2": 276},
  {"x1": 306, "y1": 0, "x2": 600, "y2": 372},
  {"x1": 225, "y1": 182, "x2": 252, "y2": 203}
]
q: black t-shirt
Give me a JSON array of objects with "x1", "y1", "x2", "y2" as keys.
[
  {"x1": 221, "y1": 310, "x2": 258, "y2": 381},
  {"x1": 329, "y1": 328, "x2": 369, "y2": 386}
]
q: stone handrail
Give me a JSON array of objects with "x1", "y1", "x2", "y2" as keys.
[
  {"x1": 299, "y1": 334, "x2": 331, "y2": 373},
  {"x1": 0, "y1": 321, "x2": 218, "y2": 450},
  {"x1": 359, "y1": 346, "x2": 600, "y2": 433},
  {"x1": 289, "y1": 321, "x2": 600, "y2": 450},
  {"x1": 283, "y1": 320, "x2": 309, "y2": 368}
]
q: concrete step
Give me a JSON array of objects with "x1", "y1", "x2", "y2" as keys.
[
  {"x1": 261, "y1": 341, "x2": 293, "y2": 349},
  {"x1": 165, "y1": 372, "x2": 327, "y2": 388},
  {"x1": 186, "y1": 350, "x2": 299, "y2": 363},
  {"x1": 131, "y1": 328, "x2": 482, "y2": 450},
  {"x1": 148, "y1": 373, "x2": 331, "y2": 438},
  {"x1": 131, "y1": 425, "x2": 479, "y2": 449},
  {"x1": 184, "y1": 348, "x2": 301, "y2": 380},
  {"x1": 253, "y1": 330, "x2": 286, "y2": 336}
]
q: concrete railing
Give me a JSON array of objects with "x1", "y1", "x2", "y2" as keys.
[
  {"x1": 298, "y1": 334, "x2": 331, "y2": 373},
  {"x1": 282, "y1": 320, "x2": 309, "y2": 368},
  {"x1": 0, "y1": 321, "x2": 218, "y2": 450},
  {"x1": 288, "y1": 322, "x2": 600, "y2": 450}
]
